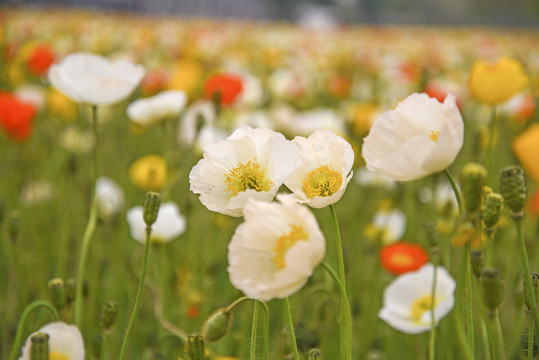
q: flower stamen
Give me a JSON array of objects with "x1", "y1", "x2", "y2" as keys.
[
  {"x1": 225, "y1": 160, "x2": 271, "y2": 197},
  {"x1": 410, "y1": 294, "x2": 439, "y2": 323},
  {"x1": 429, "y1": 130, "x2": 440, "y2": 142},
  {"x1": 273, "y1": 225, "x2": 309, "y2": 268},
  {"x1": 50, "y1": 352, "x2": 70, "y2": 360},
  {"x1": 303, "y1": 165, "x2": 342, "y2": 198}
]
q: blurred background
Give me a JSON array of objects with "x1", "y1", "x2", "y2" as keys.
[{"x1": 5, "y1": 0, "x2": 539, "y2": 27}]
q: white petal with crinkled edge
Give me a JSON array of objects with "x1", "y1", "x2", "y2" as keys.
[
  {"x1": 48, "y1": 52, "x2": 145, "y2": 105},
  {"x1": 126, "y1": 202, "x2": 186, "y2": 244},
  {"x1": 19, "y1": 322, "x2": 85, "y2": 360},
  {"x1": 227, "y1": 195, "x2": 325, "y2": 301},
  {"x1": 127, "y1": 90, "x2": 186, "y2": 128},
  {"x1": 362, "y1": 93, "x2": 463, "y2": 181}
]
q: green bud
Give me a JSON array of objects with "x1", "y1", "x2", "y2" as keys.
[
  {"x1": 424, "y1": 222, "x2": 440, "y2": 250},
  {"x1": 500, "y1": 166, "x2": 527, "y2": 215},
  {"x1": 523, "y1": 273, "x2": 539, "y2": 311},
  {"x1": 308, "y1": 348, "x2": 322, "y2": 360},
  {"x1": 521, "y1": 326, "x2": 538, "y2": 358},
  {"x1": 92, "y1": 334, "x2": 103, "y2": 360},
  {"x1": 30, "y1": 332, "x2": 49, "y2": 360},
  {"x1": 201, "y1": 309, "x2": 232, "y2": 342},
  {"x1": 480, "y1": 268, "x2": 505, "y2": 312},
  {"x1": 100, "y1": 301, "x2": 119, "y2": 330},
  {"x1": 48, "y1": 278, "x2": 65, "y2": 311},
  {"x1": 185, "y1": 333, "x2": 205, "y2": 360},
  {"x1": 64, "y1": 278, "x2": 76, "y2": 306},
  {"x1": 470, "y1": 251, "x2": 485, "y2": 280},
  {"x1": 461, "y1": 162, "x2": 487, "y2": 214},
  {"x1": 9, "y1": 212, "x2": 21, "y2": 242},
  {"x1": 482, "y1": 193, "x2": 504, "y2": 231},
  {"x1": 143, "y1": 192, "x2": 161, "y2": 227}
]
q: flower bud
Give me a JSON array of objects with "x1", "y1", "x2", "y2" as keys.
[
  {"x1": 64, "y1": 278, "x2": 76, "y2": 307},
  {"x1": 201, "y1": 308, "x2": 232, "y2": 342},
  {"x1": 308, "y1": 348, "x2": 322, "y2": 360},
  {"x1": 100, "y1": 301, "x2": 119, "y2": 330},
  {"x1": 185, "y1": 333, "x2": 205, "y2": 360},
  {"x1": 30, "y1": 332, "x2": 49, "y2": 360},
  {"x1": 92, "y1": 334, "x2": 103, "y2": 360},
  {"x1": 523, "y1": 272, "x2": 539, "y2": 311},
  {"x1": 480, "y1": 268, "x2": 505, "y2": 312},
  {"x1": 143, "y1": 192, "x2": 161, "y2": 227},
  {"x1": 521, "y1": 326, "x2": 538, "y2": 358},
  {"x1": 482, "y1": 193, "x2": 504, "y2": 231},
  {"x1": 501, "y1": 166, "x2": 527, "y2": 215},
  {"x1": 461, "y1": 163, "x2": 487, "y2": 214},
  {"x1": 48, "y1": 278, "x2": 65, "y2": 311},
  {"x1": 470, "y1": 251, "x2": 485, "y2": 280}
]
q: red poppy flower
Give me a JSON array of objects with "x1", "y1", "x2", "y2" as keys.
[
  {"x1": 26, "y1": 45, "x2": 55, "y2": 77},
  {"x1": 140, "y1": 69, "x2": 168, "y2": 96},
  {"x1": 380, "y1": 242, "x2": 429, "y2": 275},
  {"x1": 204, "y1": 73, "x2": 243, "y2": 106},
  {"x1": 0, "y1": 92, "x2": 36, "y2": 141}
]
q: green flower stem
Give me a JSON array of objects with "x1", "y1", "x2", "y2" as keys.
[
  {"x1": 444, "y1": 168, "x2": 464, "y2": 215},
  {"x1": 485, "y1": 309, "x2": 505, "y2": 360},
  {"x1": 285, "y1": 297, "x2": 300, "y2": 360},
  {"x1": 320, "y1": 262, "x2": 352, "y2": 360},
  {"x1": 429, "y1": 261, "x2": 439, "y2": 360},
  {"x1": 120, "y1": 227, "x2": 152, "y2": 360},
  {"x1": 74, "y1": 105, "x2": 99, "y2": 327},
  {"x1": 9, "y1": 300, "x2": 59, "y2": 360},
  {"x1": 528, "y1": 313, "x2": 534, "y2": 360},
  {"x1": 475, "y1": 283, "x2": 491, "y2": 360},
  {"x1": 486, "y1": 106, "x2": 497, "y2": 178},
  {"x1": 250, "y1": 300, "x2": 259, "y2": 360},
  {"x1": 516, "y1": 216, "x2": 539, "y2": 331},
  {"x1": 485, "y1": 232, "x2": 495, "y2": 268},
  {"x1": 329, "y1": 204, "x2": 353, "y2": 360}
]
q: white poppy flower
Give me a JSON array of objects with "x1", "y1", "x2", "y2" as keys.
[
  {"x1": 371, "y1": 208, "x2": 406, "y2": 245},
  {"x1": 126, "y1": 202, "x2": 186, "y2": 244},
  {"x1": 378, "y1": 263, "x2": 456, "y2": 334},
  {"x1": 228, "y1": 195, "x2": 325, "y2": 301},
  {"x1": 48, "y1": 52, "x2": 145, "y2": 105},
  {"x1": 284, "y1": 130, "x2": 354, "y2": 208},
  {"x1": 95, "y1": 176, "x2": 124, "y2": 220},
  {"x1": 189, "y1": 126, "x2": 300, "y2": 217},
  {"x1": 18, "y1": 321, "x2": 84, "y2": 360},
  {"x1": 178, "y1": 100, "x2": 216, "y2": 148},
  {"x1": 286, "y1": 108, "x2": 345, "y2": 138},
  {"x1": 354, "y1": 167, "x2": 396, "y2": 190},
  {"x1": 127, "y1": 90, "x2": 186, "y2": 130},
  {"x1": 362, "y1": 93, "x2": 464, "y2": 181}
]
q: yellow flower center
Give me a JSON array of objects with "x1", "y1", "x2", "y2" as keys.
[
  {"x1": 224, "y1": 160, "x2": 271, "y2": 197},
  {"x1": 390, "y1": 253, "x2": 414, "y2": 267},
  {"x1": 429, "y1": 130, "x2": 440, "y2": 142},
  {"x1": 273, "y1": 225, "x2": 309, "y2": 268},
  {"x1": 410, "y1": 295, "x2": 439, "y2": 323},
  {"x1": 50, "y1": 352, "x2": 70, "y2": 360},
  {"x1": 303, "y1": 165, "x2": 342, "y2": 198}
]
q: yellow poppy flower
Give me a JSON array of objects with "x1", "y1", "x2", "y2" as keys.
[
  {"x1": 512, "y1": 123, "x2": 539, "y2": 184},
  {"x1": 129, "y1": 154, "x2": 168, "y2": 191},
  {"x1": 469, "y1": 57, "x2": 529, "y2": 104}
]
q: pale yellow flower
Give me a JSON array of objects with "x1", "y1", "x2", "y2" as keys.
[{"x1": 129, "y1": 155, "x2": 167, "y2": 191}]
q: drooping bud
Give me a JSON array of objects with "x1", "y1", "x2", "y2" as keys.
[
  {"x1": 308, "y1": 348, "x2": 322, "y2": 360},
  {"x1": 201, "y1": 308, "x2": 232, "y2": 342},
  {"x1": 64, "y1": 278, "x2": 76, "y2": 307},
  {"x1": 461, "y1": 162, "x2": 487, "y2": 214},
  {"x1": 470, "y1": 251, "x2": 485, "y2": 280},
  {"x1": 480, "y1": 268, "x2": 505, "y2": 312},
  {"x1": 30, "y1": 332, "x2": 49, "y2": 360},
  {"x1": 482, "y1": 193, "x2": 504, "y2": 232},
  {"x1": 143, "y1": 192, "x2": 161, "y2": 228},
  {"x1": 523, "y1": 273, "x2": 539, "y2": 311},
  {"x1": 48, "y1": 278, "x2": 66, "y2": 312},
  {"x1": 185, "y1": 333, "x2": 205, "y2": 360},
  {"x1": 100, "y1": 301, "x2": 119, "y2": 330},
  {"x1": 501, "y1": 166, "x2": 527, "y2": 216},
  {"x1": 92, "y1": 334, "x2": 103, "y2": 360},
  {"x1": 9, "y1": 212, "x2": 21, "y2": 242},
  {"x1": 521, "y1": 326, "x2": 538, "y2": 358}
]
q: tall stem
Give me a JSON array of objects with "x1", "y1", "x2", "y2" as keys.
[
  {"x1": 329, "y1": 205, "x2": 353, "y2": 360},
  {"x1": 528, "y1": 313, "x2": 534, "y2": 360},
  {"x1": 284, "y1": 297, "x2": 300, "y2": 360},
  {"x1": 119, "y1": 227, "x2": 152, "y2": 360},
  {"x1": 485, "y1": 310, "x2": 505, "y2": 360},
  {"x1": 486, "y1": 106, "x2": 497, "y2": 178},
  {"x1": 74, "y1": 104, "x2": 99, "y2": 327},
  {"x1": 444, "y1": 168, "x2": 464, "y2": 215},
  {"x1": 429, "y1": 262, "x2": 439, "y2": 360},
  {"x1": 249, "y1": 300, "x2": 259, "y2": 360},
  {"x1": 516, "y1": 217, "x2": 539, "y2": 330}
]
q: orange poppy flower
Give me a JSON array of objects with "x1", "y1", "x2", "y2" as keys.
[
  {"x1": 0, "y1": 92, "x2": 36, "y2": 141},
  {"x1": 380, "y1": 242, "x2": 429, "y2": 275},
  {"x1": 26, "y1": 45, "x2": 55, "y2": 77},
  {"x1": 204, "y1": 73, "x2": 243, "y2": 106}
]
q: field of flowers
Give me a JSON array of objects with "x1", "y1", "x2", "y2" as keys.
[{"x1": 1, "y1": 6, "x2": 539, "y2": 360}]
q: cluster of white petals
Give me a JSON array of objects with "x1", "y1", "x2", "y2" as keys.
[
  {"x1": 227, "y1": 195, "x2": 325, "y2": 301},
  {"x1": 19, "y1": 322, "x2": 85, "y2": 360},
  {"x1": 126, "y1": 202, "x2": 186, "y2": 244},
  {"x1": 127, "y1": 90, "x2": 186, "y2": 129},
  {"x1": 95, "y1": 176, "x2": 125, "y2": 220}
]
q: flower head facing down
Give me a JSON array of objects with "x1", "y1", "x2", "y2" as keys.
[
  {"x1": 127, "y1": 90, "x2": 186, "y2": 131},
  {"x1": 284, "y1": 130, "x2": 354, "y2": 208},
  {"x1": 189, "y1": 126, "x2": 300, "y2": 217},
  {"x1": 227, "y1": 195, "x2": 325, "y2": 301},
  {"x1": 127, "y1": 202, "x2": 186, "y2": 244},
  {"x1": 0, "y1": 92, "x2": 36, "y2": 141},
  {"x1": 18, "y1": 321, "x2": 85, "y2": 360},
  {"x1": 378, "y1": 263, "x2": 456, "y2": 334},
  {"x1": 204, "y1": 73, "x2": 243, "y2": 106},
  {"x1": 48, "y1": 52, "x2": 145, "y2": 105},
  {"x1": 380, "y1": 242, "x2": 429, "y2": 275},
  {"x1": 362, "y1": 93, "x2": 464, "y2": 181},
  {"x1": 129, "y1": 155, "x2": 167, "y2": 191},
  {"x1": 469, "y1": 57, "x2": 530, "y2": 104}
]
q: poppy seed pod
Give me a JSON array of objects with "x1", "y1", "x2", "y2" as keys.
[
  {"x1": 501, "y1": 166, "x2": 527, "y2": 216},
  {"x1": 143, "y1": 192, "x2": 161, "y2": 228},
  {"x1": 185, "y1": 333, "x2": 205, "y2": 360},
  {"x1": 30, "y1": 332, "x2": 49, "y2": 360},
  {"x1": 480, "y1": 269, "x2": 505, "y2": 312},
  {"x1": 482, "y1": 193, "x2": 504, "y2": 231},
  {"x1": 460, "y1": 162, "x2": 487, "y2": 214}
]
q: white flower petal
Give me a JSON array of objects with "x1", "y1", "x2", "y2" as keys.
[{"x1": 19, "y1": 322, "x2": 85, "y2": 360}]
